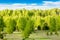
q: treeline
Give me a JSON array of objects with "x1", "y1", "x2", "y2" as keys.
[{"x1": 0, "y1": 8, "x2": 60, "y2": 40}]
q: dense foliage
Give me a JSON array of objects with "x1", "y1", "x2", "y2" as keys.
[{"x1": 0, "y1": 8, "x2": 60, "y2": 39}]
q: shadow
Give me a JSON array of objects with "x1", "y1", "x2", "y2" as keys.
[
  {"x1": 43, "y1": 23, "x2": 49, "y2": 30},
  {"x1": 37, "y1": 25, "x2": 41, "y2": 30}
]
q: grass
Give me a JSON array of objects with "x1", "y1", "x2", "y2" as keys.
[
  {"x1": 3, "y1": 31, "x2": 60, "y2": 40},
  {"x1": 3, "y1": 38, "x2": 51, "y2": 40}
]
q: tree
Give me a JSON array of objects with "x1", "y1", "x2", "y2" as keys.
[
  {"x1": 17, "y1": 16, "x2": 27, "y2": 31},
  {"x1": 22, "y1": 19, "x2": 34, "y2": 40},
  {"x1": 49, "y1": 16, "x2": 57, "y2": 35},
  {"x1": 4, "y1": 16, "x2": 16, "y2": 34},
  {"x1": 0, "y1": 16, "x2": 5, "y2": 39}
]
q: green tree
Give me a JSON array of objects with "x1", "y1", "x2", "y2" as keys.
[
  {"x1": 22, "y1": 19, "x2": 34, "y2": 40},
  {"x1": 49, "y1": 16, "x2": 57, "y2": 35},
  {"x1": 4, "y1": 17, "x2": 16, "y2": 34},
  {"x1": 0, "y1": 16, "x2": 5, "y2": 39},
  {"x1": 17, "y1": 16, "x2": 27, "y2": 31}
]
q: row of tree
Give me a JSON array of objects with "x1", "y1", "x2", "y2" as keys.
[{"x1": 0, "y1": 8, "x2": 60, "y2": 40}]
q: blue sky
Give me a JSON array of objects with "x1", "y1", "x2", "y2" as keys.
[
  {"x1": 0, "y1": 0, "x2": 60, "y2": 10},
  {"x1": 0, "y1": 0, "x2": 59, "y2": 4}
]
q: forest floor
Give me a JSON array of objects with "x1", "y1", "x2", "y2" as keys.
[{"x1": 3, "y1": 31, "x2": 60, "y2": 40}]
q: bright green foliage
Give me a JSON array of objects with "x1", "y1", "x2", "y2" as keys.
[
  {"x1": 17, "y1": 16, "x2": 27, "y2": 31},
  {"x1": 55, "y1": 16, "x2": 60, "y2": 30},
  {"x1": 34, "y1": 16, "x2": 41, "y2": 27},
  {"x1": 40, "y1": 17, "x2": 45, "y2": 30},
  {"x1": 49, "y1": 17, "x2": 56, "y2": 32},
  {"x1": 0, "y1": 8, "x2": 60, "y2": 39},
  {"x1": 22, "y1": 19, "x2": 34, "y2": 39},
  {"x1": 4, "y1": 17, "x2": 16, "y2": 34}
]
